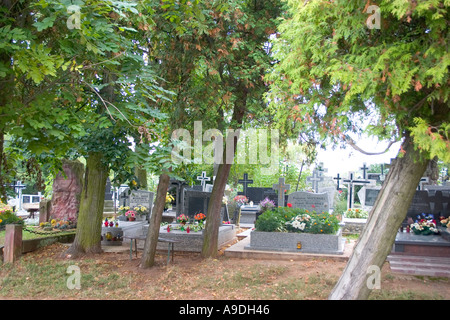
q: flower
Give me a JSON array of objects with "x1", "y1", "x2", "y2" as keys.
[
  {"x1": 125, "y1": 210, "x2": 136, "y2": 218},
  {"x1": 287, "y1": 203, "x2": 292, "y2": 208},
  {"x1": 233, "y1": 195, "x2": 248, "y2": 206},
  {"x1": 133, "y1": 205, "x2": 148, "y2": 215},
  {"x1": 177, "y1": 214, "x2": 189, "y2": 223},
  {"x1": 410, "y1": 218, "x2": 439, "y2": 235},
  {"x1": 194, "y1": 213, "x2": 206, "y2": 221}
]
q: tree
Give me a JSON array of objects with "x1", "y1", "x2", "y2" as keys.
[{"x1": 267, "y1": 0, "x2": 449, "y2": 299}]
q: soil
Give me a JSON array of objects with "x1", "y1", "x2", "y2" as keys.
[{"x1": 1, "y1": 229, "x2": 449, "y2": 301}]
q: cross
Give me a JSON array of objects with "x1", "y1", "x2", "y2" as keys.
[
  {"x1": 273, "y1": 177, "x2": 290, "y2": 207},
  {"x1": 343, "y1": 172, "x2": 371, "y2": 210},
  {"x1": 306, "y1": 169, "x2": 324, "y2": 193},
  {"x1": 333, "y1": 173, "x2": 342, "y2": 190},
  {"x1": 417, "y1": 177, "x2": 429, "y2": 190},
  {"x1": 360, "y1": 163, "x2": 369, "y2": 180},
  {"x1": 9, "y1": 181, "x2": 26, "y2": 211},
  {"x1": 238, "y1": 173, "x2": 253, "y2": 197},
  {"x1": 121, "y1": 190, "x2": 130, "y2": 207},
  {"x1": 317, "y1": 162, "x2": 328, "y2": 177},
  {"x1": 196, "y1": 171, "x2": 211, "y2": 191}
]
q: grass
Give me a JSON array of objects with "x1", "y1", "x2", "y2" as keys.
[
  {"x1": 0, "y1": 227, "x2": 76, "y2": 246},
  {"x1": 1, "y1": 242, "x2": 448, "y2": 300}
]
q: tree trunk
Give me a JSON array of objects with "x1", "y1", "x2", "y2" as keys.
[
  {"x1": 328, "y1": 134, "x2": 429, "y2": 300},
  {"x1": 64, "y1": 152, "x2": 108, "y2": 258},
  {"x1": 140, "y1": 172, "x2": 170, "y2": 268},
  {"x1": 201, "y1": 162, "x2": 232, "y2": 258}
]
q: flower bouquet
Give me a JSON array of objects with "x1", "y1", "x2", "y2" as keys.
[
  {"x1": 134, "y1": 205, "x2": 148, "y2": 216},
  {"x1": 439, "y1": 216, "x2": 450, "y2": 229},
  {"x1": 177, "y1": 214, "x2": 189, "y2": 225},
  {"x1": 233, "y1": 195, "x2": 248, "y2": 206},
  {"x1": 410, "y1": 219, "x2": 439, "y2": 235},
  {"x1": 125, "y1": 210, "x2": 137, "y2": 221},
  {"x1": 194, "y1": 213, "x2": 206, "y2": 223}
]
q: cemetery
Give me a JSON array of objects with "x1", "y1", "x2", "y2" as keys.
[{"x1": 0, "y1": 0, "x2": 449, "y2": 303}]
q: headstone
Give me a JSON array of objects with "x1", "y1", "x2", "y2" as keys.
[
  {"x1": 3, "y1": 224, "x2": 22, "y2": 264},
  {"x1": 272, "y1": 177, "x2": 290, "y2": 207},
  {"x1": 104, "y1": 178, "x2": 113, "y2": 200},
  {"x1": 238, "y1": 173, "x2": 253, "y2": 197},
  {"x1": 183, "y1": 188, "x2": 227, "y2": 223},
  {"x1": 406, "y1": 191, "x2": 431, "y2": 219},
  {"x1": 306, "y1": 170, "x2": 324, "y2": 193},
  {"x1": 318, "y1": 186, "x2": 336, "y2": 209},
  {"x1": 183, "y1": 188, "x2": 211, "y2": 219},
  {"x1": 39, "y1": 199, "x2": 51, "y2": 224},
  {"x1": 287, "y1": 191, "x2": 329, "y2": 213},
  {"x1": 169, "y1": 179, "x2": 188, "y2": 216},
  {"x1": 357, "y1": 187, "x2": 381, "y2": 208},
  {"x1": 129, "y1": 190, "x2": 154, "y2": 217},
  {"x1": 427, "y1": 190, "x2": 449, "y2": 215},
  {"x1": 49, "y1": 160, "x2": 84, "y2": 222},
  {"x1": 196, "y1": 171, "x2": 211, "y2": 191},
  {"x1": 246, "y1": 187, "x2": 273, "y2": 204}
]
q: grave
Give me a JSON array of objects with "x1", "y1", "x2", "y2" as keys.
[
  {"x1": 343, "y1": 172, "x2": 373, "y2": 210},
  {"x1": 245, "y1": 228, "x2": 345, "y2": 255},
  {"x1": 120, "y1": 189, "x2": 155, "y2": 220},
  {"x1": 169, "y1": 179, "x2": 188, "y2": 216},
  {"x1": 287, "y1": 191, "x2": 329, "y2": 213},
  {"x1": 238, "y1": 173, "x2": 253, "y2": 197},
  {"x1": 306, "y1": 169, "x2": 324, "y2": 193},
  {"x1": 196, "y1": 171, "x2": 211, "y2": 191},
  {"x1": 357, "y1": 186, "x2": 382, "y2": 208}
]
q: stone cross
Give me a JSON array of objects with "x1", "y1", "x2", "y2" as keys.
[
  {"x1": 306, "y1": 169, "x2": 324, "y2": 193},
  {"x1": 333, "y1": 173, "x2": 342, "y2": 190},
  {"x1": 360, "y1": 163, "x2": 369, "y2": 180},
  {"x1": 343, "y1": 172, "x2": 371, "y2": 209},
  {"x1": 273, "y1": 177, "x2": 290, "y2": 207},
  {"x1": 196, "y1": 171, "x2": 211, "y2": 191},
  {"x1": 238, "y1": 173, "x2": 253, "y2": 197},
  {"x1": 317, "y1": 162, "x2": 328, "y2": 177}
]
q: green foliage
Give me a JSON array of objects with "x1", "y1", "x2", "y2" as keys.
[
  {"x1": 267, "y1": 0, "x2": 449, "y2": 160},
  {"x1": 345, "y1": 208, "x2": 369, "y2": 219}
]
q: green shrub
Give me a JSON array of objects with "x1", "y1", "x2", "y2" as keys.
[{"x1": 255, "y1": 207, "x2": 340, "y2": 234}]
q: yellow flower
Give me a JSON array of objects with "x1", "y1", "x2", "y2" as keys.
[{"x1": 0, "y1": 219, "x2": 2, "y2": 224}]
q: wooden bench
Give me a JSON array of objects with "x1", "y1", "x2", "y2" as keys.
[{"x1": 122, "y1": 235, "x2": 178, "y2": 264}]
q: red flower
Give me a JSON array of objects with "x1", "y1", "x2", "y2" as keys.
[
  {"x1": 287, "y1": 203, "x2": 292, "y2": 208},
  {"x1": 311, "y1": 204, "x2": 316, "y2": 208}
]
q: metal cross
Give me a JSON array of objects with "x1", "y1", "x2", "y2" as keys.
[
  {"x1": 360, "y1": 163, "x2": 369, "y2": 180},
  {"x1": 333, "y1": 173, "x2": 342, "y2": 190},
  {"x1": 196, "y1": 171, "x2": 211, "y2": 191},
  {"x1": 238, "y1": 173, "x2": 253, "y2": 197},
  {"x1": 343, "y1": 172, "x2": 371, "y2": 209},
  {"x1": 273, "y1": 177, "x2": 290, "y2": 207}
]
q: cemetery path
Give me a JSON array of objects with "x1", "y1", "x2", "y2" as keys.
[{"x1": 1, "y1": 241, "x2": 449, "y2": 300}]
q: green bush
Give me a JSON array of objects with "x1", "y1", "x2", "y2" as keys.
[{"x1": 255, "y1": 207, "x2": 340, "y2": 234}]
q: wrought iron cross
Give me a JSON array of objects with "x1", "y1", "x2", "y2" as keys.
[
  {"x1": 343, "y1": 172, "x2": 371, "y2": 209},
  {"x1": 238, "y1": 173, "x2": 253, "y2": 197}
]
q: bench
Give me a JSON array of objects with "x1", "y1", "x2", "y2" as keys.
[{"x1": 122, "y1": 235, "x2": 179, "y2": 264}]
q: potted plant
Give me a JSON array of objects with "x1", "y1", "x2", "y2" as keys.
[
  {"x1": 176, "y1": 214, "x2": 189, "y2": 225},
  {"x1": 125, "y1": 210, "x2": 137, "y2": 221},
  {"x1": 118, "y1": 206, "x2": 130, "y2": 221},
  {"x1": 194, "y1": 213, "x2": 206, "y2": 226},
  {"x1": 134, "y1": 205, "x2": 148, "y2": 221}
]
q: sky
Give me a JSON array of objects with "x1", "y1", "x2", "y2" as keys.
[{"x1": 315, "y1": 137, "x2": 402, "y2": 179}]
